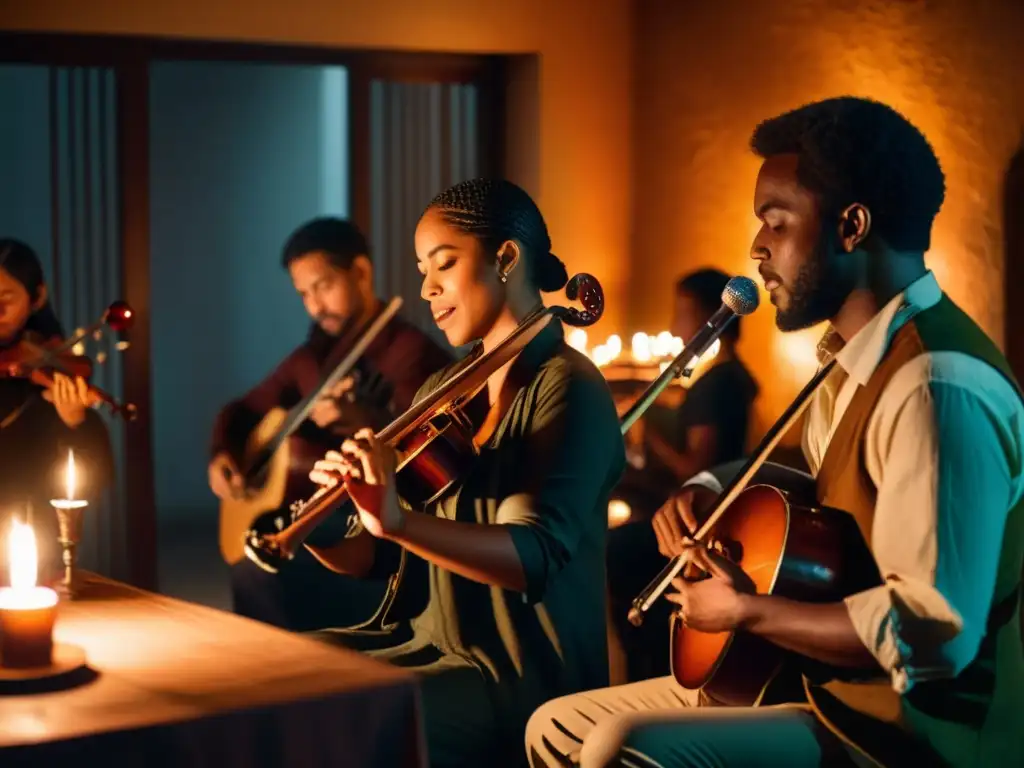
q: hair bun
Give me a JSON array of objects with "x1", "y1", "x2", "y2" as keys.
[{"x1": 538, "y1": 251, "x2": 569, "y2": 293}]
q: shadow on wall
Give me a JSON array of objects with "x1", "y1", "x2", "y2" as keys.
[{"x1": 1005, "y1": 141, "x2": 1024, "y2": 382}]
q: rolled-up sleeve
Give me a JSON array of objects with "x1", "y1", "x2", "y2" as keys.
[
  {"x1": 496, "y1": 367, "x2": 624, "y2": 602},
  {"x1": 845, "y1": 352, "x2": 1024, "y2": 693}
]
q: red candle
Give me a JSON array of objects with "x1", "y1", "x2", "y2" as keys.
[{"x1": 0, "y1": 521, "x2": 58, "y2": 669}]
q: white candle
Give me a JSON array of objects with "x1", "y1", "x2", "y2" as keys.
[
  {"x1": 0, "y1": 520, "x2": 58, "y2": 668},
  {"x1": 65, "y1": 449, "x2": 76, "y2": 501}
]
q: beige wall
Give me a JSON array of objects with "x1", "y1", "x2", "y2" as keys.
[
  {"x1": 9, "y1": 0, "x2": 1024, "y2": 441},
  {"x1": 1, "y1": 0, "x2": 634, "y2": 336},
  {"x1": 632, "y1": 0, "x2": 1024, "y2": 440}
]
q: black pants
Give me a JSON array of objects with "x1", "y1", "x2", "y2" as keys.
[{"x1": 231, "y1": 544, "x2": 393, "y2": 632}]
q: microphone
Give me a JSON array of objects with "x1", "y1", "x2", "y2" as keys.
[{"x1": 619, "y1": 276, "x2": 760, "y2": 435}]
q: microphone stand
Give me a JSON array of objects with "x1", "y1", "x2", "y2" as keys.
[{"x1": 620, "y1": 303, "x2": 738, "y2": 435}]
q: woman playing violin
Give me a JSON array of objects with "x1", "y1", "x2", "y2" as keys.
[
  {"x1": 0, "y1": 238, "x2": 113, "y2": 576},
  {"x1": 306, "y1": 180, "x2": 626, "y2": 767}
]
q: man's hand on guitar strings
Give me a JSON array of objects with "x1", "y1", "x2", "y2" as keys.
[{"x1": 665, "y1": 544, "x2": 756, "y2": 633}]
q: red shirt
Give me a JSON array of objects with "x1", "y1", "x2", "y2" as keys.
[{"x1": 210, "y1": 313, "x2": 451, "y2": 461}]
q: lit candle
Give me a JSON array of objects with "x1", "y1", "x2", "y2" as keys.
[
  {"x1": 607, "y1": 499, "x2": 632, "y2": 528},
  {"x1": 652, "y1": 331, "x2": 673, "y2": 359},
  {"x1": 0, "y1": 520, "x2": 58, "y2": 668},
  {"x1": 605, "y1": 334, "x2": 622, "y2": 360},
  {"x1": 566, "y1": 328, "x2": 588, "y2": 355},
  {"x1": 631, "y1": 332, "x2": 651, "y2": 363},
  {"x1": 65, "y1": 449, "x2": 77, "y2": 501},
  {"x1": 51, "y1": 450, "x2": 88, "y2": 600}
]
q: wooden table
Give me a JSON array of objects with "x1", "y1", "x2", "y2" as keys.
[{"x1": 0, "y1": 573, "x2": 425, "y2": 767}]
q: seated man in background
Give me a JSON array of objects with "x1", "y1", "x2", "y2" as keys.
[
  {"x1": 608, "y1": 268, "x2": 759, "y2": 682},
  {"x1": 209, "y1": 217, "x2": 451, "y2": 631}
]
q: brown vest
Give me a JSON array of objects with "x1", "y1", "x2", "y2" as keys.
[{"x1": 806, "y1": 295, "x2": 1024, "y2": 768}]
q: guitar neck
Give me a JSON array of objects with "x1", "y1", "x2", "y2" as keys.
[
  {"x1": 692, "y1": 359, "x2": 836, "y2": 542},
  {"x1": 247, "y1": 298, "x2": 404, "y2": 472}
]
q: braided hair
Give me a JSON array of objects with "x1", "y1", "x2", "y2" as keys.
[{"x1": 426, "y1": 179, "x2": 569, "y2": 293}]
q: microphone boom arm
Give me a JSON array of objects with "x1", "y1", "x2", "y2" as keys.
[{"x1": 619, "y1": 303, "x2": 738, "y2": 435}]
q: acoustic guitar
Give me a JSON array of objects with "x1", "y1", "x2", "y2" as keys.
[
  {"x1": 629, "y1": 356, "x2": 881, "y2": 705},
  {"x1": 667, "y1": 482, "x2": 879, "y2": 705},
  {"x1": 217, "y1": 298, "x2": 402, "y2": 565}
]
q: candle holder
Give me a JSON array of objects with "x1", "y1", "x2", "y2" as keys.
[
  {"x1": 0, "y1": 519, "x2": 91, "y2": 694},
  {"x1": 51, "y1": 499, "x2": 88, "y2": 600}
]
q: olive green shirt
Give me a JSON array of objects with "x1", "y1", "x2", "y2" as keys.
[{"x1": 374, "y1": 320, "x2": 625, "y2": 729}]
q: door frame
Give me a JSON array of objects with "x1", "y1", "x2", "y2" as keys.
[{"x1": 0, "y1": 31, "x2": 506, "y2": 589}]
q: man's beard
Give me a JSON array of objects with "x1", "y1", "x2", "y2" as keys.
[{"x1": 776, "y1": 234, "x2": 853, "y2": 332}]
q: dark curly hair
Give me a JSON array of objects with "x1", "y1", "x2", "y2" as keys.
[
  {"x1": 0, "y1": 238, "x2": 64, "y2": 339},
  {"x1": 425, "y1": 178, "x2": 569, "y2": 292},
  {"x1": 281, "y1": 217, "x2": 369, "y2": 270},
  {"x1": 750, "y1": 97, "x2": 946, "y2": 252}
]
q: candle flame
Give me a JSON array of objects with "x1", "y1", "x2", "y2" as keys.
[
  {"x1": 631, "y1": 332, "x2": 651, "y2": 363},
  {"x1": 605, "y1": 334, "x2": 622, "y2": 359},
  {"x1": 66, "y1": 449, "x2": 76, "y2": 501},
  {"x1": 8, "y1": 520, "x2": 38, "y2": 590},
  {"x1": 652, "y1": 331, "x2": 673, "y2": 358},
  {"x1": 567, "y1": 328, "x2": 588, "y2": 354},
  {"x1": 608, "y1": 499, "x2": 632, "y2": 527}
]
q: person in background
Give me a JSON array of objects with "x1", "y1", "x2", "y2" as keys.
[
  {"x1": 608, "y1": 268, "x2": 759, "y2": 682},
  {"x1": 208, "y1": 217, "x2": 451, "y2": 631},
  {"x1": 0, "y1": 238, "x2": 113, "y2": 580},
  {"x1": 643, "y1": 268, "x2": 759, "y2": 486}
]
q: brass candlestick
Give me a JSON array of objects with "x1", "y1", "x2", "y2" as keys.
[{"x1": 51, "y1": 499, "x2": 88, "y2": 599}]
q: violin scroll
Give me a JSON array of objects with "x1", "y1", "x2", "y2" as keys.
[
  {"x1": 1, "y1": 300, "x2": 139, "y2": 421},
  {"x1": 103, "y1": 301, "x2": 135, "y2": 333},
  {"x1": 554, "y1": 273, "x2": 604, "y2": 328}
]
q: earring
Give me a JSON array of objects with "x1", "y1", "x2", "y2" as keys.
[{"x1": 500, "y1": 272, "x2": 508, "y2": 283}]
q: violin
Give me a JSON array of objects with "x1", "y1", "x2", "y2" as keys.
[
  {"x1": 243, "y1": 273, "x2": 606, "y2": 574},
  {"x1": 0, "y1": 300, "x2": 138, "y2": 421}
]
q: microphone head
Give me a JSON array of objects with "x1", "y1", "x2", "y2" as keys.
[{"x1": 721, "y1": 276, "x2": 760, "y2": 316}]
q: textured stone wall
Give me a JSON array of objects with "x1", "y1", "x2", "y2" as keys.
[{"x1": 632, "y1": 0, "x2": 1024, "y2": 435}]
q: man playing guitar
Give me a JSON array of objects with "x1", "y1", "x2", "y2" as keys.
[
  {"x1": 526, "y1": 97, "x2": 1024, "y2": 767},
  {"x1": 208, "y1": 217, "x2": 451, "y2": 631}
]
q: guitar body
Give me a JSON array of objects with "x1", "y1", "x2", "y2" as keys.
[
  {"x1": 670, "y1": 484, "x2": 878, "y2": 706},
  {"x1": 219, "y1": 408, "x2": 325, "y2": 564}
]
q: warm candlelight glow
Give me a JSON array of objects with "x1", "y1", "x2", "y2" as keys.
[
  {"x1": 65, "y1": 450, "x2": 76, "y2": 501},
  {"x1": 608, "y1": 499, "x2": 632, "y2": 527},
  {"x1": 605, "y1": 334, "x2": 622, "y2": 359},
  {"x1": 567, "y1": 328, "x2": 588, "y2": 354},
  {"x1": 9, "y1": 520, "x2": 38, "y2": 592},
  {"x1": 0, "y1": 520, "x2": 58, "y2": 668},
  {"x1": 652, "y1": 331, "x2": 673, "y2": 358},
  {"x1": 774, "y1": 328, "x2": 821, "y2": 382},
  {"x1": 0, "y1": 521, "x2": 55, "y2": 610},
  {"x1": 631, "y1": 332, "x2": 651, "y2": 362}
]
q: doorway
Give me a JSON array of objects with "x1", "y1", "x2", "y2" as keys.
[{"x1": 148, "y1": 60, "x2": 351, "y2": 606}]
